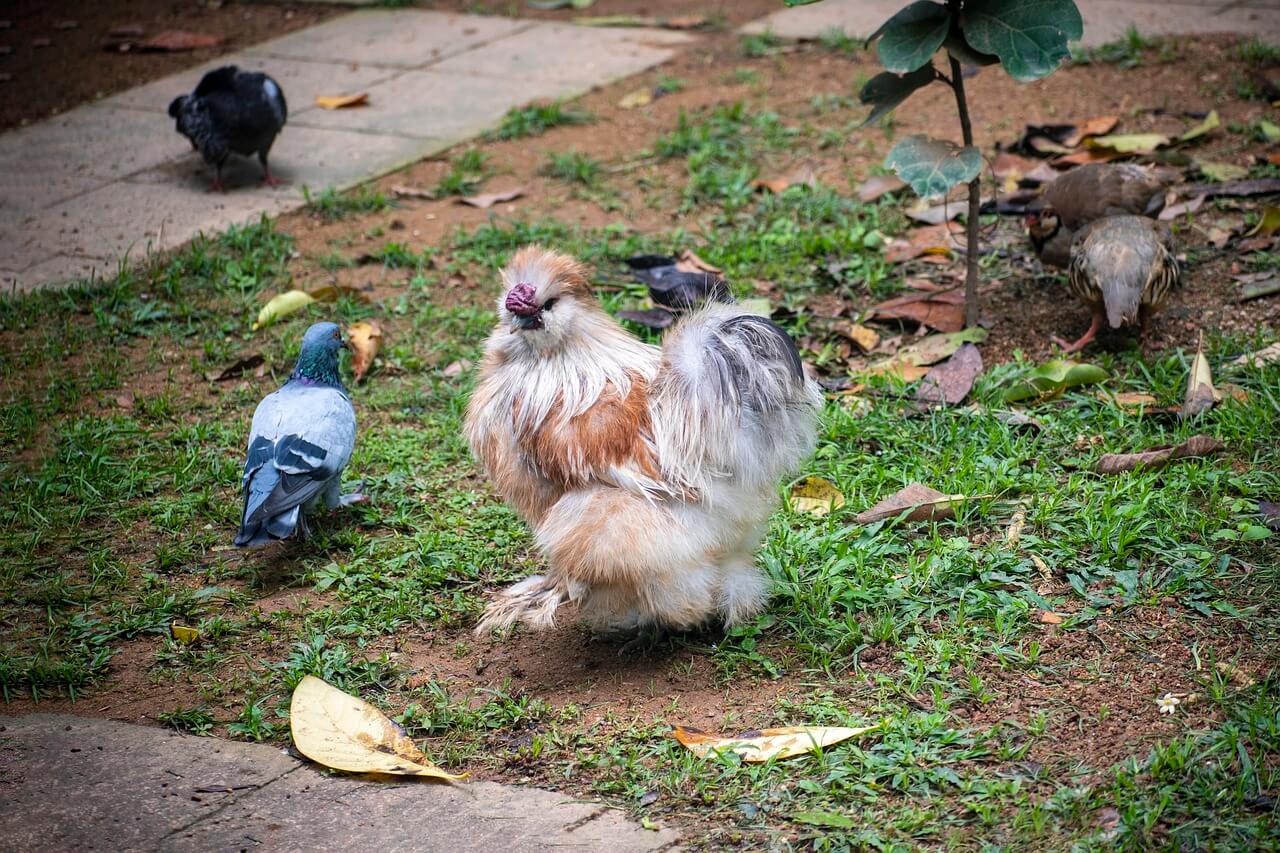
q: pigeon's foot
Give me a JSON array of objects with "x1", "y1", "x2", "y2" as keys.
[
  {"x1": 209, "y1": 178, "x2": 227, "y2": 194},
  {"x1": 337, "y1": 480, "x2": 368, "y2": 508},
  {"x1": 261, "y1": 171, "x2": 285, "y2": 188}
]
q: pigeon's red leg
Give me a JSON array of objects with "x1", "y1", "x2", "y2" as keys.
[
  {"x1": 261, "y1": 169, "x2": 285, "y2": 188},
  {"x1": 210, "y1": 165, "x2": 226, "y2": 194},
  {"x1": 1051, "y1": 310, "x2": 1103, "y2": 354}
]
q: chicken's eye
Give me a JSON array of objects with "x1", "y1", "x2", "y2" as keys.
[{"x1": 543, "y1": 298, "x2": 559, "y2": 311}]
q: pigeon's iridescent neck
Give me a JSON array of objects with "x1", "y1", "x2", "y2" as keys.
[{"x1": 290, "y1": 349, "x2": 343, "y2": 388}]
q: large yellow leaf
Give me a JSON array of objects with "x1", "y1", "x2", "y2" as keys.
[
  {"x1": 673, "y1": 724, "x2": 879, "y2": 762},
  {"x1": 290, "y1": 675, "x2": 466, "y2": 779},
  {"x1": 346, "y1": 320, "x2": 382, "y2": 383},
  {"x1": 314, "y1": 92, "x2": 369, "y2": 110},
  {"x1": 789, "y1": 476, "x2": 845, "y2": 517},
  {"x1": 252, "y1": 290, "x2": 314, "y2": 331}
]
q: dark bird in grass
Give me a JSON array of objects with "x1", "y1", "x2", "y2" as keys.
[
  {"x1": 168, "y1": 65, "x2": 287, "y2": 192},
  {"x1": 1026, "y1": 163, "x2": 1168, "y2": 268},
  {"x1": 1053, "y1": 215, "x2": 1181, "y2": 353},
  {"x1": 235, "y1": 322, "x2": 366, "y2": 548}
]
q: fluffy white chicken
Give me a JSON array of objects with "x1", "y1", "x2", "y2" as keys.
[{"x1": 466, "y1": 247, "x2": 821, "y2": 635}]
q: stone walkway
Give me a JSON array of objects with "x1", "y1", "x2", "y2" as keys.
[
  {"x1": 0, "y1": 714, "x2": 678, "y2": 852},
  {"x1": 744, "y1": 0, "x2": 1280, "y2": 47},
  {"x1": 0, "y1": 10, "x2": 691, "y2": 294}
]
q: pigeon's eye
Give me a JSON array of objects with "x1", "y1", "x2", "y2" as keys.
[{"x1": 543, "y1": 298, "x2": 559, "y2": 312}]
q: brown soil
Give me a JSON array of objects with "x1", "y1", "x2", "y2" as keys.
[{"x1": 0, "y1": 0, "x2": 343, "y2": 132}]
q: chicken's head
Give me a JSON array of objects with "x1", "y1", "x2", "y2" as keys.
[{"x1": 498, "y1": 246, "x2": 598, "y2": 351}]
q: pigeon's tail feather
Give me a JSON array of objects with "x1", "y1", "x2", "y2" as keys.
[
  {"x1": 234, "y1": 464, "x2": 302, "y2": 547},
  {"x1": 168, "y1": 95, "x2": 188, "y2": 118}
]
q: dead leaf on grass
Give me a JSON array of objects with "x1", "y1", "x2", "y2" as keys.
[
  {"x1": 672, "y1": 723, "x2": 880, "y2": 762},
  {"x1": 1215, "y1": 660, "x2": 1257, "y2": 688},
  {"x1": 290, "y1": 675, "x2": 466, "y2": 779},
  {"x1": 171, "y1": 623, "x2": 199, "y2": 645},
  {"x1": 1177, "y1": 110, "x2": 1220, "y2": 143},
  {"x1": 1005, "y1": 508, "x2": 1026, "y2": 547},
  {"x1": 1062, "y1": 115, "x2": 1119, "y2": 147},
  {"x1": 139, "y1": 30, "x2": 224, "y2": 51},
  {"x1": 347, "y1": 320, "x2": 382, "y2": 383},
  {"x1": 1180, "y1": 336, "x2": 1216, "y2": 420},
  {"x1": 1247, "y1": 206, "x2": 1280, "y2": 237},
  {"x1": 309, "y1": 283, "x2": 372, "y2": 304},
  {"x1": 841, "y1": 323, "x2": 881, "y2": 353},
  {"x1": 458, "y1": 187, "x2": 524, "y2": 209},
  {"x1": 1158, "y1": 195, "x2": 1205, "y2": 221},
  {"x1": 914, "y1": 343, "x2": 983, "y2": 406},
  {"x1": 889, "y1": 327, "x2": 987, "y2": 367},
  {"x1": 252, "y1": 290, "x2": 314, "y2": 331},
  {"x1": 855, "y1": 482, "x2": 968, "y2": 525},
  {"x1": 618, "y1": 88, "x2": 653, "y2": 110},
  {"x1": 790, "y1": 476, "x2": 845, "y2": 516},
  {"x1": 751, "y1": 161, "x2": 819, "y2": 194},
  {"x1": 883, "y1": 222, "x2": 962, "y2": 263},
  {"x1": 315, "y1": 92, "x2": 369, "y2": 110},
  {"x1": 870, "y1": 291, "x2": 965, "y2": 332},
  {"x1": 856, "y1": 174, "x2": 906, "y2": 202},
  {"x1": 114, "y1": 392, "x2": 135, "y2": 410},
  {"x1": 442, "y1": 359, "x2": 473, "y2": 378},
  {"x1": 1198, "y1": 160, "x2": 1248, "y2": 183},
  {"x1": 207, "y1": 353, "x2": 265, "y2": 382},
  {"x1": 391, "y1": 185, "x2": 436, "y2": 200},
  {"x1": 1232, "y1": 341, "x2": 1280, "y2": 367},
  {"x1": 1036, "y1": 609, "x2": 1065, "y2": 625},
  {"x1": 1053, "y1": 147, "x2": 1124, "y2": 167},
  {"x1": 1095, "y1": 435, "x2": 1225, "y2": 474},
  {"x1": 1086, "y1": 132, "x2": 1169, "y2": 154},
  {"x1": 675, "y1": 249, "x2": 722, "y2": 275}
]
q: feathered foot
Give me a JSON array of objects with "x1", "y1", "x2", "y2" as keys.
[
  {"x1": 474, "y1": 574, "x2": 567, "y2": 637},
  {"x1": 1052, "y1": 310, "x2": 1104, "y2": 354}
]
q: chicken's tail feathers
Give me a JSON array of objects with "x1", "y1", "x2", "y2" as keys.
[
  {"x1": 653, "y1": 304, "x2": 822, "y2": 495},
  {"x1": 474, "y1": 574, "x2": 567, "y2": 636}
]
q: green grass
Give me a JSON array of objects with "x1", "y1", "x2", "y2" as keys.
[
  {"x1": 434, "y1": 149, "x2": 490, "y2": 197},
  {"x1": 539, "y1": 150, "x2": 602, "y2": 187},
  {"x1": 490, "y1": 102, "x2": 593, "y2": 140},
  {"x1": 302, "y1": 186, "x2": 393, "y2": 221},
  {"x1": 1238, "y1": 36, "x2": 1280, "y2": 69},
  {"x1": 1072, "y1": 26, "x2": 1179, "y2": 69},
  {"x1": 1, "y1": 76, "x2": 1279, "y2": 849}
]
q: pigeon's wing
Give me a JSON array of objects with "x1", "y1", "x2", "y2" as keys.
[
  {"x1": 240, "y1": 385, "x2": 355, "y2": 528},
  {"x1": 193, "y1": 65, "x2": 240, "y2": 98}
]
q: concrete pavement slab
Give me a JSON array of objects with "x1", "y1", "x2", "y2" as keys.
[
  {"x1": 743, "y1": 0, "x2": 1280, "y2": 45},
  {"x1": 2, "y1": 256, "x2": 113, "y2": 296},
  {"x1": 103, "y1": 56, "x2": 402, "y2": 119},
  {"x1": 289, "y1": 68, "x2": 571, "y2": 141},
  {"x1": 431, "y1": 22, "x2": 694, "y2": 87},
  {"x1": 0, "y1": 714, "x2": 679, "y2": 852},
  {"x1": 250, "y1": 10, "x2": 532, "y2": 69}
]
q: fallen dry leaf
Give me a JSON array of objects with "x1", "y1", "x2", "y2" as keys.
[
  {"x1": 114, "y1": 392, "x2": 135, "y2": 410},
  {"x1": 870, "y1": 292, "x2": 965, "y2": 333},
  {"x1": 290, "y1": 675, "x2": 466, "y2": 779},
  {"x1": 672, "y1": 724, "x2": 879, "y2": 762},
  {"x1": 790, "y1": 476, "x2": 845, "y2": 516},
  {"x1": 855, "y1": 482, "x2": 965, "y2": 525},
  {"x1": 1105, "y1": 391, "x2": 1159, "y2": 409},
  {"x1": 1159, "y1": 195, "x2": 1205, "y2": 222},
  {"x1": 253, "y1": 290, "x2": 314, "y2": 331},
  {"x1": 442, "y1": 359, "x2": 473, "y2": 378},
  {"x1": 1086, "y1": 132, "x2": 1169, "y2": 154},
  {"x1": 1053, "y1": 147, "x2": 1123, "y2": 167},
  {"x1": 842, "y1": 323, "x2": 880, "y2": 353},
  {"x1": 315, "y1": 92, "x2": 369, "y2": 110},
  {"x1": 391, "y1": 184, "x2": 436, "y2": 200},
  {"x1": 663, "y1": 15, "x2": 708, "y2": 29},
  {"x1": 752, "y1": 161, "x2": 819, "y2": 194},
  {"x1": 1180, "y1": 336, "x2": 1216, "y2": 419},
  {"x1": 207, "y1": 353, "x2": 265, "y2": 383},
  {"x1": 347, "y1": 320, "x2": 382, "y2": 383},
  {"x1": 458, "y1": 187, "x2": 524, "y2": 209},
  {"x1": 170, "y1": 623, "x2": 199, "y2": 645},
  {"x1": 675, "y1": 249, "x2": 722, "y2": 275},
  {"x1": 618, "y1": 88, "x2": 653, "y2": 110},
  {"x1": 1215, "y1": 660, "x2": 1256, "y2": 688},
  {"x1": 309, "y1": 283, "x2": 371, "y2": 304},
  {"x1": 914, "y1": 343, "x2": 983, "y2": 406},
  {"x1": 1232, "y1": 342, "x2": 1280, "y2": 367},
  {"x1": 1036, "y1": 609, "x2": 1065, "y2": 625},
  {"x1": 1005, "y1": 508, "x2": 1026, "y2": 547},
  {"x1": 883, "y1": 222, "x2": 962, "y2": 264},
  {"x1": 139, "y1": 30, "x2": 224, "y2": 51},
  {"x1": 857, "y1": 174, "x2": 906, "y2": 202},
  {"x1": 1062, "y1": 115, "x2": 1119, "y2": 147},
  {"x1": 1095, "y1": 435, "x2": 1225, "y2": 474}
]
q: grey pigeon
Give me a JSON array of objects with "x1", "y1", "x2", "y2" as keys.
[
  {"x1": 168, "y1": 65, "x2": 287, "y2": 192},
  {"x1": 234, "y1": 322, "x2": 363, "y2": 548}
]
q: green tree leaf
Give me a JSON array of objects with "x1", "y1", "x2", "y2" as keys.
[
  {"x1": 870, "y1": 1, "x2": 951, "y2": 73},
  {"x1": 858, "y1": 64, "x2": 939, "y2": 127},
  {"x1": 1002, "y1": 359, "x2": 1108, "y2": 402},
  {"x1": 885, "y1": 135, "x2": 981, "y2": 197},
  {"x1": 960, "y1": 0, "x2": 1083, "y2": 82},
  {"x1": 784, "y1": 0, "x2": 824, "y2": 5}
]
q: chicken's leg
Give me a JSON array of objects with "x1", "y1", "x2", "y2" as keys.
[
  {"x1": 259, "y1": 151, "x2": 285, "y2": 187},
  {"x1": 1052, "y1": 309, "x2": 1104, "y2": 354}
]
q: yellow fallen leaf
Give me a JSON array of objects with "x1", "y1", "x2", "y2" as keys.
[
  {"x1": 1180, "y1": 334, "x2": 1216, "y2": 420},
  {"x1": 346, "y1": 320, "x2": 382, "y2": 383},
  {"x1": 1005, "y1": 509, "x2": 1026, "y2": 547},
  {"x1": 1037, "y1": 609, "x2": 1065, "y2": 625},
  {"x1": 315, "y1": 92, "x2": 369, "y2": 110},
  {"x1": 1103, "y1": 391, "x2": 1159, "y2": 409},
  {"x1": 672, "y1": 723, "x2": 880, "y2": 762},
  {"x1": 309, "y1": 284, "x2": 371, "y2": 304},
  {"x1": 842, "y1": 323, "x2": 880, "y2": 353},
  {"x1": 290, "y1": 676, "x2": 466, "y2": 779},
  {"x1": 618, "y1": 88, "x2": 652, "y2": 109},
  {"x1": 1232, "y1": 342, "x2": 1280, "y2": 367},
  {"x1": 171, "y1": 623, "x2": 199, "y2": 645},
  {"x1": 253, "y1": 290, "x2": 314, "y2": 331},
  {"x1": 790, "y1": 476, "x2": 845, "y2": 516}
]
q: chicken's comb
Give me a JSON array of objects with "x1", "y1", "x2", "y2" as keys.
[{"x1": 505, "y1": 282, "x2": 539, "y2": 317}]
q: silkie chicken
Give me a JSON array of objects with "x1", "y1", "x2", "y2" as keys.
[
  {"x1": 235, "y1": 322, "x2": 365, "y2": 547},
  {"x1": 466, "y1": 247, "x2": 822, "y2": 636},
  {"x1": 169, "y1": 65, "x2": 287, "y2": 192}
]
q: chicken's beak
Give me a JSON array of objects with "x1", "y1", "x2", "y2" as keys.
[{"x1": 513, "y1": 314, "x2": 543, "y2": 331}]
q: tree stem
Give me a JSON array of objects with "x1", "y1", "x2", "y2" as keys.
[{"x1": 948, "y1": 53, "x2": 981, "y2": 328}]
